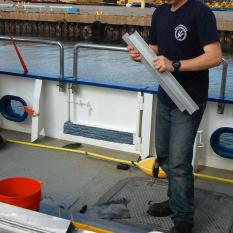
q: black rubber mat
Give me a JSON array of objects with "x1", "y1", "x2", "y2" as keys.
[{"x1": 96, "y1": 177, "x2": 233, "y2": 233}]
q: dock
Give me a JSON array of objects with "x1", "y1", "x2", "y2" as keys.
[{"x1": 0, "y1": 4, "x2": 232, "y2": 43}]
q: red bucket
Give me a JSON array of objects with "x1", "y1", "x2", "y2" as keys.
[{"x1": 0, "y1": 177, "x2": 42, "y2": 211}]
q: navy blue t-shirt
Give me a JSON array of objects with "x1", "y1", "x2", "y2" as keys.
[{"x1": 148, "y1": 0, "x2": 219, "y2": 107}]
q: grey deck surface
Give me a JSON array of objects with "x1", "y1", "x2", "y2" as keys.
[
  {"x1": 0, "y1": 131, "x2": 142, "y2": 212},
  {"x1": 0, "y1": 130, "x2": 233, "y2": 232}
]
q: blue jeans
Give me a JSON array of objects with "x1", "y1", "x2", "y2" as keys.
[{"x1": 155, "y1": 99, "x2": 206, "y2": 224}]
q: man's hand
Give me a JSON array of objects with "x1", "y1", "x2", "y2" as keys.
[
  {"x1": 128, "y1": 46, "x2": 141, "y2": 62},
  {"x1": 153, "y1": 56, "x2": 174, "y2": 73}
]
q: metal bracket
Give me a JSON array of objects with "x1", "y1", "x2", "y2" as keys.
[
  {"x1": 70, "y1": 83, "x2": 78, "y2": 94},
  {"x1": 217, "y1": 102, "x2": 225, "y2": 114},
  {"x1": 58, "y1": 82, "x2": 65, "y2": 92}
]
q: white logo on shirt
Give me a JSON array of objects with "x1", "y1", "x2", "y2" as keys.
[{"x1": 175, "y1": 25, "x2": 188, "y2": 41}]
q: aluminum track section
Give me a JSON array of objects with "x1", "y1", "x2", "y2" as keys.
[
  {"x1": 123, "y1": 31, "x2": 199, "y2": 115},
  {"x1": 0, "y1": 202, "x2": 71, "y2": 233}
]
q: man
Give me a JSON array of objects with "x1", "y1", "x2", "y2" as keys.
[{"x1": 128, "y1": 0, "x2": 222, "y2": 232}]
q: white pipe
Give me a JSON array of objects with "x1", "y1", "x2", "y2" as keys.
[{"x1": 67, "y1": 84, "x2": 71, "y2": 122}]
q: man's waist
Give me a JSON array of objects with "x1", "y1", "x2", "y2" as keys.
[{"x1": 157, "y1": 87, "x2": 208, "y2": 108}]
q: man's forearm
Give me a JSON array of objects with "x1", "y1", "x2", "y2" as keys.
[{"x1": 180, "y1": 42, "x2": 222, "y2": 72}]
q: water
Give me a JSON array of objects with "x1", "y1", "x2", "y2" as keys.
[
  {"x1": 0, "y1": 41, "x2": 232, "y2": 100},
  {"x1": 220, "y1": 133, "x2": 233, "y2": 151}
]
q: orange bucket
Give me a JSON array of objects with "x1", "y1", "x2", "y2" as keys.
[{"x1": 0, "y1": 177, "x2": 42, "y2": 211}]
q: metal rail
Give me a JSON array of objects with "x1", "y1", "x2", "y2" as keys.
[
  {"x1": 218, "y1": 58, "x2": 228, "y2": 114},
  {"x1": 73, "y1": 43, "x2": 127, "y2": 80},
  {"x1": 0, "y1": 36, "x2": 65, "y2": 91},
  {"x1": 73, "y1": 43, "x2": 128, "y2": 90}
]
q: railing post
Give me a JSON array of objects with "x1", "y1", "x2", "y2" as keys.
[
  {"x1": 58, "y1": 41, "x2": 65, "y2": 92},
  {"x1": 72, "y1": 43, "x2": 128, "y2": 93},
  {"x1": 72, "y1": 44, "x2": 79, "y2": 93},
  {"x1": 218, "y1": 58, "x2": 228, "y2": 114},
  {"x1": 0, "y1": 36, "x2": 65, "y2": 92}
]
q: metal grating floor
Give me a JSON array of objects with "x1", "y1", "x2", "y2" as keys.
[{"x1": 96, "y1": 177, "x2": 233, "y2": 233}]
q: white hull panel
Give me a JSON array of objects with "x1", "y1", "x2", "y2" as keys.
[{"x1": 0, "y1": 74, "x2": 233, "y2": 170}]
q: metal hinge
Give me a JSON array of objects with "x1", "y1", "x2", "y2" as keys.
[
  {"x1": 134, "y1": 136, "x2": 142, "y2": 151},
  {"x1": 134, "y1": 136, "x2": 142, "y2": 144},
  {"x1": 138, "y1": 93, "x2": 144, "y2": 110}
]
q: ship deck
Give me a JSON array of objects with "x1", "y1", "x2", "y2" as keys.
[{"x1": 0, "y1": 129, "x2": 233, "y2": 232}]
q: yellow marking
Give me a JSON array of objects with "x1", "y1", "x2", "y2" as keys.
[
  {"x1": 6, "y1": 139, "x2": 135, "y2": 165},
  {"x1": 72, "y1": 221, "x2": 113, "y2": 233},
  {"x1": 194, "y1": 172, "x2": 233, "y2": 184}
]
